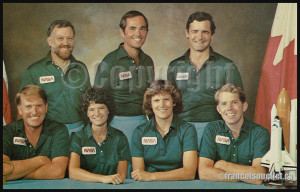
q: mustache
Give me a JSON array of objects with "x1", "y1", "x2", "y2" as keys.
[{"x1": 59, "y1": 45, "x2": 71, "y2": 48}]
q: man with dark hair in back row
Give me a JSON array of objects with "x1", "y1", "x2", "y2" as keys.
[
  {"x1": 167, "y1": 12, "x2": 243, "y2": 146},
  {"x1": 94, "y1": 10, "x2": 154, "y2": 144}
]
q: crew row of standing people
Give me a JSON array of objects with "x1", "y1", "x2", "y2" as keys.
[{"x1": 18, "y1": 10, "x2": 243, "y2": 142}]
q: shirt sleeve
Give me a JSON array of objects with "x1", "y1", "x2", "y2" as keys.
[
  {"x1": 131, "y1": 127, "x2": 144, "y2": 157},
  {"x1": 69, "y1": 132, "x2": 83, "y2": 155},
  {"x1": 198, "y1": 123, "x2": 217, "y2": 161},
  {"x1": 253, "y1": 127, "x2": 270, "y2": 159},
  {"x1": 3, "y1": 124, "x2": 14, "y2": 157},
  {"x1": 224, "y1": 62, "x2": 243, "y2": 89},
  {"x1": 117, "y1": 133, "x2": 131, "y2": 162},
  {"x1": 19, "y1": 68, "x2": 35, "y2": 92},
  {"x1": 182, "y1": 124, "x2": 198, "y2": 152},
  {"x1": 94, "y1": 58, "x2": 111, "y2": 89},
  {"x1": 50, "y1": 125, "x2": 70, "y2": 159},
  {"x1": 167, "y1": 62, "x2": 176, "y2": 84}
]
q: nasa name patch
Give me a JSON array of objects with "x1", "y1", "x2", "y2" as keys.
[
  {"x1": 119, "y1": 71, "x2": 132, "y2": 80},
  {"x1": 39, "y1": 76, "x2": 55, "y2": 84},
  {"x1": 176, "y1": 73, "x2": 189, "y2": 80},
  {"x1": 82, "y1": 147, "x2": 96, "y2": 155},
  {"x1": 215, "y1": 135, "x2": 230, "y2": 145},
  {"x1": 142, "y1": 137, "x2": 157, "y2": 145},
  {"x1": 13, "y1": 137, "x2": 26, "y2": 146}
]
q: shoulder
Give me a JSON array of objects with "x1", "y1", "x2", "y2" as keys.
[
  {"x1": 3, "y1": 120, "x2": 23, "y2": 134},
  {"x1": 109, "y1": 126, "x2": 127, "y2": 137},
  {"x1": 247, "y1": 119, "x2": 270, "y2": 136},
  {"x1": 102, "y1": 48, "x2": 119, "y2": 61},
  {"x1": 205, "y1": 120, "x2": 226, "y2": 132},
  {"x1": 26, "y1": 57, "x2": 49, "y2": 71},
  {"x1": 169, "y1": 55, "x2": 186, "y2": 67},
  {"x1": 72, "y1": 58, "x2": 88, "y2": 67},
  {"x1": 43, "y1": 118, "x2": 68, "y2": 135},
  {"x1": 141, "y1": 51, "x2": 154, "y2": 65},
  {"x1": 211, "y1": 49, "x2": 234, "y2": 63}
]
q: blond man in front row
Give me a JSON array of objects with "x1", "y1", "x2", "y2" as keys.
[
  {"x1": 3, "y1": 85, "x2": 70, "y2": 180},
  {"x1": 198, "y1": 84, "x2": 270, "y2": 185}
]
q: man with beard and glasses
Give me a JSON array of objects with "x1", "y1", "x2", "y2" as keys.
[
  {"x1": 3, "y1": 85, "x2": 70, "y2": 181},
  {"x1": 167, "y1": 12, "x2": 243, "y2": 146},
  {"x1": 18, "y1": 20, "x2": 91, "y2": 136}
]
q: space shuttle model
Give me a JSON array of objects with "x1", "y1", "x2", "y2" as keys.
[
  {"x1": 261, "y1": 115, "x2": 297, "y2": 172},
  {"x1": 260, "y1": 88, "x2": 297, "y2": 184}
]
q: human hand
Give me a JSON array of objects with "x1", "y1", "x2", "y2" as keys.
[
  {"x1": 131, "y1": 169, "x2": 153, "y2": 182},
  {"x1": 100, "y1": 174, "x2": 125, "y2": 185},
  {"x1": 214, "y1": 160, "x2": 226, "y2": 170}
]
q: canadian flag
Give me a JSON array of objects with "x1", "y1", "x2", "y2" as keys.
[
  {"x1": 255, "y1": 3, "x2": 297, "y2": 131},
  {"x1": 3, "y1": 60, "x2": 12, "y2": 125}
]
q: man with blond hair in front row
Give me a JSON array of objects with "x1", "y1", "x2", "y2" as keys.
[
  {"x1": 3, "y1": 85, "x2": 70, "y2": 181},
  {"x1": 198, "y1": 84, "x2": 270, "y2": 185}
]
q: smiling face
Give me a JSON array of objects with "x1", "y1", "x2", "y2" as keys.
[
  {"x1": 87, "y1": 102, "x2": 109, "y2": 127},
  {"x1": 186, "y1": 20, "x2": 214, "y2": 53},
  {"x1": 217, "y1": 92, "x2": 248, "y2": 128},
  {"x1": 47, "y1": 26, "x2": 75, "y2": 60},
  {"x1": 151, "y1": 92, "x2": 175, "y2": 121},
  {"x1": 17, "y1": 95, "x2": 48, "y2": 130},
  {"x1": 120, "y1": 16, "x2": 147, "y2": 50}
]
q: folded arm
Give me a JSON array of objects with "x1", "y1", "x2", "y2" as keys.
[
  {"x1": 198, "y1": 157, "x2": 239, "y2": 182},
  {"x1": 23, "y1": 156, "x2": 68, "y2": 180},
  {"x1": 3, "y1": 154, "x2": 52, "y2": 181},
  {"x1": 214, "y1": 158, "x2": 266, "y2": 185},
  {"x1": 198, "y1": 157, "x2": 266, "y2": 184}
]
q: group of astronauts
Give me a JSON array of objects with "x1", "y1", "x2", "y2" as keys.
[{"x1": 3, "y1": 10, "x2": 270, "y2": 185}]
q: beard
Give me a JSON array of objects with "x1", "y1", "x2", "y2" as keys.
[{"x1": 51, "y1": 45, "x2": 73, "y2": 60}]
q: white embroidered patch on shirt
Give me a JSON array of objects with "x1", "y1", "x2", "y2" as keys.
[
  {"x1": 142, "y1": 137, "x2": 157, "y2": 145},
  {"x1": 215, "y1": 135, "x2": 230, "y2": 145},
  {"x1": 39, "y1": 76, "x2": 55, "y2": 84}
]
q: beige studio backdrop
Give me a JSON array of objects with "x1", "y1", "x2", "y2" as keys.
[{"x1": 3, "y1": 3, "x2": 277, "y2": 122}]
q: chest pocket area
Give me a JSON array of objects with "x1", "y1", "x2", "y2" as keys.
[
  {"x1": 216, "y1": 143, "x2": 231, "y2": 162},
  {"x1": 37, "y1": 137, "x2": 52, "y2": 158},
  {"x1": 238, "y1": 153, "x2": 253, "y2": 165}
]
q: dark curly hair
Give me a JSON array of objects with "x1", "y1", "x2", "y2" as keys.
[
  {"x1": 80, "y1": 87, "x2": 115, "y2": 125},
  {"x1": 143, "y1": 80, "x2": 183, "y2": 119}
]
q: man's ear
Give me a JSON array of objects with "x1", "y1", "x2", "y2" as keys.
[
  {"x1": 211, "y1": 33, "x2": 215, "y2": 40},
  {"x1": 17, "y1": 105, "x2": 22, "y2": 116},
  {"x1": 185, "y1": 29, "x2": 189, "y2": 39},
  {"x1": 120, "y1": 28, "x2": 125, "y2": 38},
  {"x1": 216, "y1": 104, "x2": 221, "y2": 115},
  {"x1": 47, "y1": 37, "x2": 52, "y2": 47},
  {"x1": 242, "y1": 102, "x2": 248, "y2": 112}
]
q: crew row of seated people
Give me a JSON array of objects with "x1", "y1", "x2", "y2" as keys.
[{"x1": 3, "y1": 81, "x2": 270, "y2": 185}]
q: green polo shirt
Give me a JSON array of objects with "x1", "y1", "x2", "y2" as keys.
[
  {"x1": 94, "y1": 43, "x2": 154, "y2": 116},
  {"x1": 3, "y1": 118, "x2": 70, "y2": 160},
  {"x1": 70, "y1": 124, "x2": 131, "y2": 175},
  {"x1": 131, "y1": 115, "x2": 198, "y2": 172},
  {"x1": 167, "y1": 48, "x2": 243, "y2": 122},
  {"x1": 19, "y1": 52, "x2": 91, "y2": 124},
  {"x1": 199, "y1": 118, "x2": 270, "y2": 165}
]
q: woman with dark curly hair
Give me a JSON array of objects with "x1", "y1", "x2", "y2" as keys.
[
  {"x1": 68, "y1": 87, "x2": 130, "y2": 185},
  {"x1": 131, "y1": 80, "x2": 198, "y2": 181}
]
